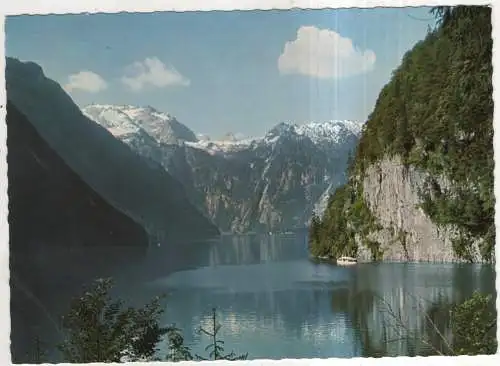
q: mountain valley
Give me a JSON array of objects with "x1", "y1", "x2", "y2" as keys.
[{"x1": 83, "y1": 104, "x2": 362, "y2": 233}]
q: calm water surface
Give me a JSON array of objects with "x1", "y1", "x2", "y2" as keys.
[
  {"x1": 12, "y1": 233, "x2": 496, "y2": 361},
  {"x1": 114, "y1": 233, "x2": 495, "y2": 360}
]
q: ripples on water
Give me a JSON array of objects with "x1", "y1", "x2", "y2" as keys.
[{"x1": 11, "y1": 232, "x2": 496, "y2": 361}]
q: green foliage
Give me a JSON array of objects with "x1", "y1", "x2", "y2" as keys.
[
  {"x1": 166, "y1": 326, "x2": 194, "y2": 362},
  {"x1": 308, "y1": 185, "x2": 351, "y2": 258},
  {"x1": 57, "y1": 279, "x2": 249, "y2": 363},
  {"x1": 308, "y1": 212, "x2": 322, "y2": 251},
  {"x1": 451, "y1": 292, "x2": 497, "y2": 355},
  {"x1": 309, "y1": 182, "x2": 380, "y2": 260},
  {"x1": 365, "y1": 239, "x2": 383, "y2": 261},
  {"x1": 194, "y1": 308, "x2": 248, "y2": 361},
  {"x1": 309, "y1": 6, "x2": 494, "y2": 262},
  {"x1": 378, "y1": 291, "x2": 496, "y2": 356},
  {"x1": 58, "y1": 278, "x2": 168, "y2": 362}
]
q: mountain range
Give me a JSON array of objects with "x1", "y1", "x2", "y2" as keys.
[
  {"x1": 6, "y1": 57, "x2": 219, "y2": 245},
  {"x1": 83, "y1": 104, "x2": 362, "y2": 233},
  {"x1": 5, "y1": 55, "x2": 361, "y2": 241}
]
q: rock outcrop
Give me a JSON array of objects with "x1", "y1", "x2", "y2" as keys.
[{"x1": 356, "y1": 156, "x2": 482, "y2": 262}]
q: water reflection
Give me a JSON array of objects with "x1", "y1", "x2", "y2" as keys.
[
  {"x1": 138, "y1": 234, "x2": 495, "y2": 359},
  {"x1": 11, "y1": 233, "x2": 496, "y2": 362},
  {"x1": 330, "y1": 263, "x2": 496, "y2": 357},
  {"x1": 206, "y1": 233, "x2": 309, "y2": 266},
  {"x1": 158, "y1": 288, "x2": 359, "y2": 360}
]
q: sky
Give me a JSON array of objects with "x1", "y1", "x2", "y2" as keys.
[{"x1": 6, "y1": 8, "x2": 436, "y2": 139}]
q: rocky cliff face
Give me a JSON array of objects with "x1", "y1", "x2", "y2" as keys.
[
  {"x1": 180, "y1": 131, "x2": 349, "y2": 233},
  {"x1": 355, "y1": 156, "x2": 482, "y2": 263},
  {"x1": 83, "y1": 104, "x2": 362, "y2": 233}
]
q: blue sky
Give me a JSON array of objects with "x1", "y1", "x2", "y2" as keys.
[{"x1": 6, "y1": 8, "x2": 436, "y2": 138}]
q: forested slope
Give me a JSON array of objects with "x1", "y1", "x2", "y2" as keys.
[{"x1": 309, "y1": 6, "x2": 493, "y2": 263}]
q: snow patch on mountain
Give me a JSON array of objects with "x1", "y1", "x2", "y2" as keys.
[
  {"x1": 82, "y1": 104, "x2": 198, "y2": 145},
  {"x1": 83, "y1": 104, "x2": 363, "y2": 157},
  {"x1": 186, "y1": 120, "x2": 363, "y2": 156},
  {"x1": 296, "y1": 120, "x2": 364, "y2": 144},
  {"x1": 185, "y1": 138, "x2": 256, "y2": 155},
  {"x1": 82, "y1": 105, "x2": 140, "y2": 138}
]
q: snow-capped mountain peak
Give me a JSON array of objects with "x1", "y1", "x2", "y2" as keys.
[
  {"x1": 82, "y1": 103, "x2": 363, "y2": 157},
  {"x1": 264, "y1": 122, "x2": 296, "y2": 142},
  {"x1": 82, "y1": 104, "x2": 141, "y2": 137},
  {"x1": 295, "y1": 120, "x2": 364, "y2": 144},
  {"x1": 82, "y1": 104, "x2": 198, "y2": 145}
]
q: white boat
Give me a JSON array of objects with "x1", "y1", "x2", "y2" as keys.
[{"x1": 336, "y1": 256, "x2": 358, "y2": 266}]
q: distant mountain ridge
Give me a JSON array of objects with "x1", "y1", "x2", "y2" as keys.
[
  {"x1": 83, "y1": 104, "x2": 363, "y2": 233},
  {"x1": 83, "y1": 103, "x2": 362, "y2": 149},
  {"x1": 6, "y1": 57, "x2": 219, "y2": 242}
]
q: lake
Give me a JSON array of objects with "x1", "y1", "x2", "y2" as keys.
[{"x1": 10, "y1": 232, "x2": 496, "y2": 362}]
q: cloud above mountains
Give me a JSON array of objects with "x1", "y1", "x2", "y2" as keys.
[
  {"x1": 121, "y1": 57, "x2": 191, "y2": 91},
  {"x1": 278, "y1": 26, "x2": 376, "y2": 79},
  {"x1": 64, "y1": 71, "x2": 108, "y2": 93}
]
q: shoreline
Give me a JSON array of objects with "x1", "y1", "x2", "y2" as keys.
[{"x1": 308, "y1": 255, "x2": 494, "y2": 266}]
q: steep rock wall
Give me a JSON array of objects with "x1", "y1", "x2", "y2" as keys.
[{"x1": 356, "y1": 156, "x2": 482, "y2": 263}]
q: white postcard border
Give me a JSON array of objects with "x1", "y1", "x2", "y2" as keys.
[{"x1": 0, "y1": 1, "x2": 498, "y2": 366}]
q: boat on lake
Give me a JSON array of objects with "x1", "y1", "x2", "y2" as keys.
[{"x1": 336, "y1": 256, "x2": 358, "y2": 266}]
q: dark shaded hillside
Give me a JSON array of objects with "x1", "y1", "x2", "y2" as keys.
[
  {"x1": 7, "y1": 101, "x2": 148, "y2": 250},
  {"x1": 7, "y1": 101, "x2": 150, "y2": 363},
  {"x1": 6, "y1": 57, "x2": 219, "y2": 241},
  {"x1": 7, "y1": 100, "x2": 151, "y2": 292},
  {"x1": 310, "y1": 6, "x2": 494, "y2": 262}
]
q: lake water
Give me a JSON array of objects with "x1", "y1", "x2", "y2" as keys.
[{"x1": 11, "y1": 232, "x2": 496, "y2": 362}]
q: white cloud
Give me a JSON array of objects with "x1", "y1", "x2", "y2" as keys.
[
  {"x1": 121, "y1": 57, "x2": 190, "y2": 91},
  {"x1": 64, "y1": 71, "x2": 108, "y2": 93},
  {"x1": 278, "y1": 26, "x2": 376, "y2": 79}
]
